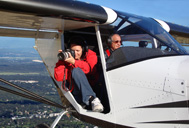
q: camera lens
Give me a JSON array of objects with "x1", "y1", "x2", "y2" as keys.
[
  {"x1": 57, "y1": 49, "x2": 75, "y2": 60},
  {"x1": 57, "y1": 52, "x2": 68, "y2": 60}
]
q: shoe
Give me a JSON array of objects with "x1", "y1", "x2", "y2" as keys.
[{"x1": 91, "y1": 97, "x2": 104, "y2": 112}]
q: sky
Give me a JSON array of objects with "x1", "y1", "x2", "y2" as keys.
[
  {"x1": 79, "y1": 0, "x2": 189, "y2": 27},
  {"x1": 0, "y1": 0, "x2": 189, "y2": 49}
]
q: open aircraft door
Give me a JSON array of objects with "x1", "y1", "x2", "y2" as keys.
[{"x1": 34, "y1": 14, "x2": 119, "y2": 128}]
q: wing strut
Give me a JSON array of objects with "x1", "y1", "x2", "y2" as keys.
[
  {"x1": 50, "y1": 110, "x2": 68, "y2": 128},
  {"x1": 0, "y1": 78, "x2": 65, "y2": 109}
]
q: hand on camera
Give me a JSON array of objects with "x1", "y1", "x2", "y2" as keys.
[
  {"x1": 65, "y1": 53, "x2": 75, "y2": 65},
  {"x1": 58, "y1": 50, "x2": 62, "y2": 53}
]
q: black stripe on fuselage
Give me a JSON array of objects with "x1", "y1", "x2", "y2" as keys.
[
  {"x1": 141, "y1": 120, "x2": 189, "y2": 124},
  {"x1": 133, "y1": 100, "x2": 189, "y2": 108},
  {"x1": 0, "y1": 0, "x2": 108, "y2": 24}
]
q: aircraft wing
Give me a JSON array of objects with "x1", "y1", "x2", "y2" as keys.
[
  {"x1": 165, "y1": 21, "x2": 189, "y2": 44},
  {"x1": 0, "y1": 0, "x2": 117, "y2": 38},
  {"x1": 166, "y1": 22, "x2": 189, "y2": 37}
]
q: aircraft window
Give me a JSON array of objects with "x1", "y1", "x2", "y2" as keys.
[
  {"x1": 122, "y1": 41, "x2": 152, "y2": 48},
  {"x1": 111, "y1": 17, "x2": 122, "y2": 28},
  {"x1": 117, "y1": 22, "x2": 131, "y2": 32},
  {"x1": 123, "y1": 41, "x2": 138, "y2": 47},
  {"x1": 128, "y1": 17, "x2": 141, "y2": 24},
  {"x1": 160, "y1": 46, "x2": 170, "y2": 51},
  {"x1": 111, "y1": 11, "x2": 188, "y2": 54}
]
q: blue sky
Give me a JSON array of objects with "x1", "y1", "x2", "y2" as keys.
[
  {"x1": 80, "y1": 0, "x2": 189, "y2": 27},
  {"x1": 0, "y1": 0, "x2": 189, "y2": 49}
]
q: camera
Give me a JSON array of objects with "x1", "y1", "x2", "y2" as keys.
[{"x1": 57, "y1": 49, "x2": 75, "y2": 60}]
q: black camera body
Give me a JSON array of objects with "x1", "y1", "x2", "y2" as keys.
[{"x1": 58, "y1": 49, "x2": 75, "y2": 60}]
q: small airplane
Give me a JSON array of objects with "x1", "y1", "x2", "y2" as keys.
[{"x1": 0, "y1": 0, "x2": 189, "y2": 128}]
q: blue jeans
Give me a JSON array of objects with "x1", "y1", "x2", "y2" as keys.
[{"x1": 70, "y1": 68, "x2": 96, "y2": 105}]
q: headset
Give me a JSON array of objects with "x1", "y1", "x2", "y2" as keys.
[
  {"x1": 107, "y1": 34, "x2": 114, "y2": 44},
  {"x1": 107, "y1": 34, "x2": 122, "y2": 45},
  {"x1": 68, "y1": 36, "x2": 88, "y2": 59}
]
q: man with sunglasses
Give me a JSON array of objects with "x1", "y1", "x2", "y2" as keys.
[{"x1": 105, "y1": 34, "x2": 122, "y2": 59}]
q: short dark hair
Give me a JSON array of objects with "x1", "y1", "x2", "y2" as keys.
[
  {"x1": 69, "y1": 36, "x2": 85, "y2": 47},
  {"x1": 68, "y1": 36, "x2": 88, "y2": 59}
]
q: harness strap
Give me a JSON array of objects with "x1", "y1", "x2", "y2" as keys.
[{"x1": 61, "y1": 68, "x2": 74, "y2": 92}]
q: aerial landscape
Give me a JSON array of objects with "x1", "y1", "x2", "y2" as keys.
[{"x1": 0, "y1": 37, "x2": 94, "y2": 128}]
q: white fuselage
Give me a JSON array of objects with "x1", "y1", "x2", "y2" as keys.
[{"x1": 71, "y1": 56, "x2": 189, "y2": 128}]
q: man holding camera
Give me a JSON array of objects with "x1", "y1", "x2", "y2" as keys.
[{"x1": 54, "y1": 36, "x2": 104, "y2": 112}]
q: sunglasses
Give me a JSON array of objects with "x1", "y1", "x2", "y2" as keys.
[{"x1": 112, "y1": 40, "x2": 122, "y2": 43}]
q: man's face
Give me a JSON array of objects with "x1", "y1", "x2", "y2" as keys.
[
  {"x1": 71, "y1": 44, "x2": 83, "y2": 60},
  {"x1": 111, "y1": 34, "x2": 121, "y2": 51}
]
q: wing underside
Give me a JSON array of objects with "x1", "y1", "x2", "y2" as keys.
[
  {"x1": 165, "y1": 21, "x2": 189, "y2": 44},
  {"x1": 0, "y1": 10, "x2": 97, "y2": 38}
]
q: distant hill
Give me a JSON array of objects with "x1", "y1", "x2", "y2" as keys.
[
  {"x1": 0, "y1": 37, "x2": 39, "y2": 57},
  {"x1": 0, "y1": 37, "x2": 35, "y2": 49}
]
